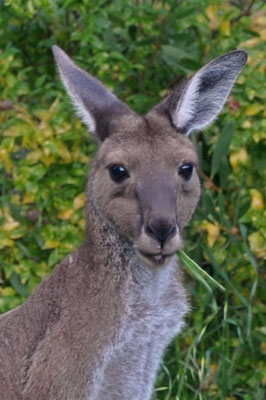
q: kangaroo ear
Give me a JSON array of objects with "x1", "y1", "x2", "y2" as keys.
[
  {"x1": 52, "y1": 46, "x2": 133, "y2": 141},
  {"x1": 155, "y1": 51, "x2": 247, "y2": 135}
]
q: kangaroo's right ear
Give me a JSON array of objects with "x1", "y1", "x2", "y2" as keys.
[
  {"x1": 154, "y1": 50, "x2": 247, "y2": 135},
  {"x1": 52, "y1": 46, "x2": 133, "y2": 142}
]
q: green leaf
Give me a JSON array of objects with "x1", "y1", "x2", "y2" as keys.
[
  {"x1": 175, "y1": 5, "x2": 197, "y2": 19},
  {"x1": 211, "y1": 121, "x2": 235, "y2": 178},
  {"x1": 9, "y1": 271, "x2": 28, "y2": 297},
  {"x1": 161, "y1": 45, "x2": 194, "y2": 63}
]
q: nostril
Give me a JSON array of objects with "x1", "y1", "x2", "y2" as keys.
[
  {"x1": 145, "y1": 225, "x2": 154, "y2": 236},
  {"x1": 169, "y1": 226, "x2": 177, "y2": 236},
  {"x1": 145, "y1": 221, "x2": 177, "y2": 245},
  {"x1": 144, "y1": 223, "x2": 158, "y2": 242}
]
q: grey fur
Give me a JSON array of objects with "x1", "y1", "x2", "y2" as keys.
[{"x1": 0, "y1": 46, "x2": 246, "y2": 400}]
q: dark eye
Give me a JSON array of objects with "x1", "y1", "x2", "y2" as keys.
[
  {"x1": 108, "y1": 165, "x2": 129, "y2": 183},
  {"x1": 179, "y1": 163, "x2": 193, "y2": 180}
]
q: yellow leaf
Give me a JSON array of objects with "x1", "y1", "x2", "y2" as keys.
[
  {"x1": 2, "y1": 137, "x2": 15, "y2": 152},
  {"x1": 49, "y1": 97, "x2": 60, "y2": 114},
  {"x1": 57, "y1": 142, "x2": 72, "y2": 163},
  {"x1": 0, "y1": 237, "x2": 14, "y2": 248},
  {"x1": 229, "y1": 148, "x2": 248, "y2": 170},
  {"x1": 43, "y1": 145, "x2": 51, "y2": 156},
  {"x1": 62, "y1": 242, "x2": 75, "y2": 251},
  {"x1": 250, "y1": 189, "x2": 264, "y2": 211},
  {"x1": 9, "y1": 230, "x2": 24, "y2": 239},
  {"x1": 219, "y1": 19, "x2": 231, "y2": 36},
  {"x1": 253, "y1": 130, "x2": 266, "y2": 143},
  {"x1": 2, "y1": 206, "x2": 11, "y2": 220},
  {"x1": 23, "y1": 192, "x2": 36, "y2": 204},
  {"x1": 262, "y1": 29, "x2": 266, "y2": 40},
  {"x1": 27, "y1": 149, "x2": 43, "y2": 163},
  {"x1": 0, "y1": 148, "x2": 12, "y2": 172},
  {"x1": 81, "y1": 155, "x2": 90, "y2": 164},
  {"x1": 246, "y1": 104, "x2": 264, "y2": 116},
  {"x1": 1, "y1": 206, "x2": 20, "y2": 232},
  {"x1": 201, "y1": 220, "x2": 221, "y2": 247},
  {"x1": 2, "y1": 221, "x2": 20, "y2": 232},
  {"x1": 39, "y1": 123, "x2": 54, "y2": 139},
  {"x1": 71, "y1": 146, "x2": 89, "y2": 163},
  {"x1": 3, "y1": 125, "x2": 21, "y2": 138},
  {"x1": 16, "y1": 106, "x2": 38, "y2": 129},
  {"x1": 74, "y1": 193, "x2": 86, "y2": 209},
  {"x1": 206, "y1": 5, "x2": 218, "y2": 21},
  {"x1": 11, "y1": 194, "x2": 20, "y2": 205},
  {"x1": 42, "y1": 239, "x2": 60, "y2": 250},
  {"x1": 250, "y1": 10, "x2": 266, "y2": 39},
  {"x1": 0, "y1": 287, "x2": 16, "y2": 296},
  {"x1": 261, "y1": 341, "x2": 266, "y2": 355},
  {"x1": 71, "y1": 147, "x2": 81, "y2": 161},
  {"x1": 242, "y1": 120, "x2": 251, "y2": 129},
  {"x1": 196, "y1": 14, "x2": 205, "y2": 24},
  {"x1": 248, "y1": 232, "x2": 266, "y2": 259},
  {"x1": 79, "y1": 218, "x2": 86, "y2": 230},
  {"x1": 55, "y1": 122, "x2": 72, "y2": 135},
  {"x1": 58, "y1": 209, "x2": 74, "y2": 220},
  {"x1": 43, "y1": 154, "x2": 55, "y2": 167},
  {"x1": 35, "y1": 109, "x2": 53, "y2": 123},
  {"x1": 206, "y1": 5, "x2": 220, "y2": 30},
  {"x1": 240, "y1": 37, "x2": 261, "y2": 48}
]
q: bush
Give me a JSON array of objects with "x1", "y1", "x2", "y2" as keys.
[{"x1": 0, "y1": 0, "x2": 265, "y2": 398}]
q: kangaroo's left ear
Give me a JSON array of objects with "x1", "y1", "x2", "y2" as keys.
[
  {"x1": 52, "y1": 45, "x2": 135, "y2": 142},
  {"x1": 155, "y1": 50, "x2": 247, "y2": 135}
]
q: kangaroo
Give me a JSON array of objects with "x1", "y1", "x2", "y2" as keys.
[{"x1": 0, "y1": 46, "x2": 247, "y2": 400}]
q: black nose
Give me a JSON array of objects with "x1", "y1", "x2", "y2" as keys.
[{"x1": 145, "y1": 219, "x2": 177, "y2": 246}]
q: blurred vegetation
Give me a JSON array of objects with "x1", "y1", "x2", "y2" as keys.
[{"x1": 0, "y1": 0, "x2": 265, "y2": 398}]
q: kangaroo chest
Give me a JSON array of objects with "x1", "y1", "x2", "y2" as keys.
[
  {"x1": 126, "y1": 261, "x2": 187, "y2": 347},
  {"x1": 91, "y1": 260, "x2": 188, "y2": 400}
]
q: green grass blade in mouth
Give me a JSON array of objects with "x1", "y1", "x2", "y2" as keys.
[{"x1": 178, "y1": 250, "x2": 226, "y2": 293}]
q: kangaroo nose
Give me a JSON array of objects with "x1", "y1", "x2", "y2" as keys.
[{"x1": 145, "y1": 219, "x2": 177, "y2": 245}]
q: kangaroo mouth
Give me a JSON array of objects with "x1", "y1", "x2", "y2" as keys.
[{"x1": 137, "y1": 251, "x2": 173, "y2": 267}]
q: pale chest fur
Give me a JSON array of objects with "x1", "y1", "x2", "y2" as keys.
[
  {"x1": 127, "y1": 256, "x2": 188, "y2": 342},
  {"x1": 89, "y1": 257, "x2": 188, "y2": 400}
]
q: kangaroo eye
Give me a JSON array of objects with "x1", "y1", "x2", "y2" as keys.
[
  {"x1": 108, "y1": 165, "x2": 129, "y2": 183},
  {"x1": 179, "y1": 163, "x2": 193, "y2": 180}
]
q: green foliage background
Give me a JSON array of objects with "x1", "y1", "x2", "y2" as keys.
[{"x1": 0, "y1": 0, "x2": 265, "y2": 398}]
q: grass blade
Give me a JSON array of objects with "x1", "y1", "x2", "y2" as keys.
[{"x1": 179, "y1": 250, "x2": 225, "y2": 293}]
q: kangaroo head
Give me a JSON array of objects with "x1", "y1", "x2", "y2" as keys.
[{"x1": 53, "y1": 46, "x2": 247, "y2": 268}]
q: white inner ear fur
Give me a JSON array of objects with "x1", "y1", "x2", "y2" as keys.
[
  {"x1": 173, "y1": 74, "x2": 201, "y2": 135},
  {"x1": 58, "y1": 68, "x2": 96, "y2": 134},
  {"x1": 172, "y1": 61, "x2": 242, "y2": 135}
]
